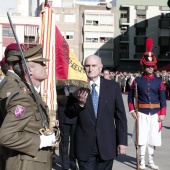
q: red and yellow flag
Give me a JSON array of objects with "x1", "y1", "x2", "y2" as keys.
[
  {"x1": 55, "y1": 27, "x2": 90, "y2": 89},
  {"x1": 39, "y1": 3, "x2": 90, "y2": 117}
]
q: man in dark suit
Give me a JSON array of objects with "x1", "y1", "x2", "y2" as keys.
[
  {"x1": 57, "y1": 87, "x2": 78, "y2": 170},
  {"x1": 66, "y1": 55, "x2": 127, "y2": 170}
]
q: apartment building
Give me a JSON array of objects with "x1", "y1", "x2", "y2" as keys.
[
  {"x1": 2, "y1": 0, "x2": 170, "y2": 72},
  {"x1": 80, "y1": 3, "x2": 115, "y2": 67},
  {"x1": 0, "y1": 16, "x2": 40, "y2": 59},
  {"x1": 114, "y1": 0, "x2": 170, "y2": 71}
]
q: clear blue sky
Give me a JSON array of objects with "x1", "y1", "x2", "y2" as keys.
[{"x1": 0, "y1": 0, "x2": 17, "y2": 16}]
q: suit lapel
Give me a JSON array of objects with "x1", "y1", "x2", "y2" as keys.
[{"x1": 97, "y1": 78, "x2": 107, "y2": 118}]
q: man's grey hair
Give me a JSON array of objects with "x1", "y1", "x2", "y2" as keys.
[{"x1": 84, "y1": 55, "x2": 103, "y2": 66}]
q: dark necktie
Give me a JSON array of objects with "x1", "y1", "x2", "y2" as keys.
[{"x1": 91, "y1": 83, "x2": 99, "y2": 118}]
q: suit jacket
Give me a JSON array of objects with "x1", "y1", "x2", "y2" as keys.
[
  {"x1": 57, "y1": 88, "x2": 77, "y2": 124},
  {"x1": 0, "y1": 81, "x2": 52, "y2": 170},
  {"x1": 66, "y1": 77, "x2": 127, "y2": 161}
]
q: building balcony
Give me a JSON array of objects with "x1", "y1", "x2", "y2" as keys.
[
  {"x1": 158, "y1": 37, "x2": 170, "y2": 46},
  {"x1": 134, "y1": 53, "x2": 143, "y2": 59},
  {"x1": 120, "y1": 35, "x2": 129, "y2": 42},
  {"x1": 134, "y1": 37, "x2": 147, "y2": 45},
  {"x1": 159, "y1": 19, "x2": 170, "y2": 29},
  {"x1": 158, "y1": 54, "x2": 170, "y2": 60},
  {"x1": 120, "y1": 53, "x2": 129, "y2": 59},
  {"x1": 119, "y1": 18, "x2": 129, "y2": 24},
  {"x1": 134, "y1": 19, "x2": 148, "y2": 28},
  {"x1": 83, "y1": 25, "x2": 114, "y2": 32},
  {"x1": 83, "y1": 42, "x2": 114, "y2": 49}
]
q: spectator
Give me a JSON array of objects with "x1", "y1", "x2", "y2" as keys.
[
  {"x1": 56, "y1": 87, "x2": 78, "y2": 170},
  {"x1": 103, "y1": 69, "x2": 111, "y2": 80}
]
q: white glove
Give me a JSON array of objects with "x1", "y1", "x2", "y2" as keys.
[{"x1": 39, "y1": 133, "x2": 56, "y2": 149}]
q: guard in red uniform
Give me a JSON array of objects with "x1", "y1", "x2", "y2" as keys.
[{"x1": 128, "y1": 38, "x2": 166, "y2": 170}]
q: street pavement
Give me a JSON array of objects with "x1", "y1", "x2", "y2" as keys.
[{"x1": 53, "y1": 94, "x2": 170, "y2": 170}]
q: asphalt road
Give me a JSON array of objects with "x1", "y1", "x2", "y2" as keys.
[{"x1": 53, "y1": 94, "x2": 170, "y2": 170}]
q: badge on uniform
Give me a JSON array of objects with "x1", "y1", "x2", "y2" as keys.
[{"x1": 15, "y1": 105, "x2": 26, "y2": 118}]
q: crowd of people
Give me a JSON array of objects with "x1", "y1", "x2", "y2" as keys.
[
  {"x1": 102, "y1": 69, "x2": 170, "y2": 99},
  {"x1": 0, "y1": 38, "x2": 167, "y2": 170}
]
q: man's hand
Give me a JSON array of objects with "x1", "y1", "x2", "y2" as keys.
[
  {"x1": 55, "y1": 120, "x2": 59, "y2": 127},
  {"x1": 77, "y1": 89, "x2": 88, "y2": 107},
  {"x1": 158, "y1": 115, "x2": 165, "y2": 122},
  {"x1": 117, "y1": 145, "x2": 127, "y2": 154},
  {"x1": 131, "y1": 111, "x2": 138, "y2": 120}
]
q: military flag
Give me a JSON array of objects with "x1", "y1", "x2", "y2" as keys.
[{"x1": 39, "y1": 2, "x2": 57, "y2": 127}]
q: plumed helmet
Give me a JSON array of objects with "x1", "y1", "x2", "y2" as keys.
[{"x1": 140, "y1": 38, "x2": 157, "y2": 69}]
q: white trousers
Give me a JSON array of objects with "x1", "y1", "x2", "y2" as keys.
[{"x1": 132, "y1": 112, "x2": 161, "y2": 146}]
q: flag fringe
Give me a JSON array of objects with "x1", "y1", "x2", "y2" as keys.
[{"x1": 56, "y1": 79, "x2": 91, "y2": 90}]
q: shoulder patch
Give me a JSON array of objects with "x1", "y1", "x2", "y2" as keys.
[{"x1": 15, "y1": 105, "x2": 26, "y2": 118}]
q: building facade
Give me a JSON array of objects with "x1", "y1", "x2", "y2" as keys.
[
  {"x1": 1, "y1": 0, "x2": 170, "y2": 72},
  {"x1": 114, "y1": 0, "x2": 170, "y2": 71}
]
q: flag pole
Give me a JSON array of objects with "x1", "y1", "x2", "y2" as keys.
[
  {"x1": 45, "y1": 0, "x2": 48, "y2": 4},
  {"x1": 135, "y1": 83, "x2": 139, "y2": 170}
]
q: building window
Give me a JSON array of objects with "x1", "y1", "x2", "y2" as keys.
[
  {"x1": 120, "y1": 26, "x2": 128, "y2": 35},
  {"x1": 64, "y1": 14, "x2": 75, "y2": 23},
  {"x1": 136, "y1": 14, "x2": 146, "y2": 19},
  {"x1": 98, "y1": 50, "x2": 113, "y2": 60},
  {"x1": 24, "y1": 26, "x2": 38, "y2": 43},
  {"x1": 85, "y1": 31, "x2": 113, "y2": 43},
  {"x1": 85, "y1": 14, "x2": 114, "y2": 26},
  {"x1": 136, "y1": 28, "x2": 146, "y2": 36},
  {"x1": 136, "y1": 45, "x2": 145, "y2": 53},
  {"x1": 24, "y1": 36, "x2": 36, "y2": 43},
  {"x1": 66, "y1": 32, "x2": 74, "y2": 40},
  {"x1": 85, "y1": 37, "x2": 98, "y2": 43},
  {"x1": 120, "y1": 11, "x2": 128, "y2": 19},
  {"x1": 2, "y1": 27, "x2": 14, "y2": 37},
  {"x1": 99, "y1": 37, "x2": 112, "y2": 43}
]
